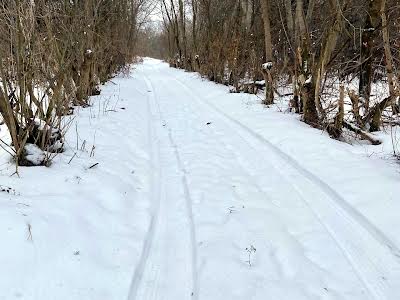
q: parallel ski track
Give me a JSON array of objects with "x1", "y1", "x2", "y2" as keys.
[
  {"x1": 127, "y1": 72, "x2": 198, "y2": 300},
  {"x1": 128, "y1": 62, "x2": 400, "y2": 300},
  {"x1": 146, "y1": 74, "x2": 199, "y2": 300},
  {"x1": 127, "y1": 75, "x2": 163, "y2": 300},
  {"x1": 171, "y1": 74, "x2": 400, "y2": 259},
  {"x1": 168, "y1": 73, "x2": 400, "y2": 300}
]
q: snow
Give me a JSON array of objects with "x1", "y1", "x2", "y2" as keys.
[
  {"x1": 262, "y1": 61, "x2": 273, "y2": 70},
  {"x1": 255, "y1": 80, "x2": 265, "y2": 85},
  {"x1": 0, "y1": 71, "x2": 154, "y2": 299},
  {"x1": 23, "y1": 144, "x2": 46, "y2": 166},
  {"x1": 1, "y1": 58, "x2": 400, "y2": 300}
]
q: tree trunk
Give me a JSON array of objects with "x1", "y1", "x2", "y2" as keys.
[
  {"x1": 178, "y1": 0, "x2": 187, "y2": 68},
  {"x1": 260, "y1": 0, "x2": 274, "y2": 105},
  {"x1": 381, "y1": 0, "x2": 399, "y2": 114},
  {"x1": 313, "y1": 0, "x2": 347, "y2": 121},
  {"x1": 359, "y1": 0, "x2": 383, "y2": 109},
  {"x1": 192, "y1": 0, "x2": 198, "y2": 62},
  {"x1": 284, "y1": 0, "x2": 294, "y2": 37},
  {"x1": 295, "y1": 0, "x2": 318, "y2": 125}
]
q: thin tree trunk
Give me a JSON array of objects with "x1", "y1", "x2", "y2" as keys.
[
  {"x1": 313, "y1": 0, "x2": 347, "y2": 120},
  {"x1": 178, "y1": 0, "x2": 187, "y2": 68},
  {"x1": 295, "y1": 0, "x2": 318, "y2": 125},
  {"x1": 359, "y1": 0, "x2": 383, "y2": 109},
  {"x1": 381, "y1": 0, "x2": 399, "y2": 114},
  {"x1": 284, "y1": 0, "x2": 294, "y2": 37},
  {"x1": 260, "y1": 0, "x2": 274, "y2": 105},
  {"x1": 192, "y1": 0, "x2": 197, "y2": 58}
]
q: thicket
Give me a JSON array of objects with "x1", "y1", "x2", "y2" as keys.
[
  {"x1": 156, "y1": 0, "x2": 400, "y2": 146},
  {"x1": 0, "y1": 0, "x2": 150, "y2": 167}
]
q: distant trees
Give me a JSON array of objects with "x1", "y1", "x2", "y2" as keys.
[
  {"x1": 0, "y1": 0, "x2": 150, "y2": 167},
  {"x1": 157, "y1": 0, "x2": 400, "y2": 142}
]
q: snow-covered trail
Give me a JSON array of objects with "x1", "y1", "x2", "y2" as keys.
[
  {"x1": 2, "y1": 58, "x2": 400, "y2": 300},
  {"x1": 127, "y1": 75, "x2": 198, "y2": 300},
  {"x1": 127, "y1": 59, "x2": 400, "y2": 300}
]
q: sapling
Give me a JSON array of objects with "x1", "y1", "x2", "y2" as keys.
[
  {"x1": 90, "y1": 145, "x2": 96, "y2": 157},
  {"x1": 80, "y1": 140, "x2": 87, "y2": 152}
]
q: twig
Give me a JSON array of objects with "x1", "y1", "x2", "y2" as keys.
[
  {"x1": 27, "y1": 223, "x2": 33, "y2": 241},
  {"x1": 68, "y1": 153, "x2": 77, "y2": 164},
  {"x1": 75, "y1": 122, "x2": 79, "y2": 150},
  {"x1": 88, "y1": 162, "x2": 99, "y2": 169}
]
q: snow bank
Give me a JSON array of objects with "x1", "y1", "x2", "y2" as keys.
[{"x1": 0, "y1": 67, "x2": 153, "y2": 300}]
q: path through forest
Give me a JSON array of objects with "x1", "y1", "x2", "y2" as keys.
[
  {"x1": 2, "y1": 58, "x2": 400, "y2": 300},
  {"x1": 126, "y1": 59, "x2": 400, "y2": 300}
]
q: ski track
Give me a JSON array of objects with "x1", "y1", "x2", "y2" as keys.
[
  {"x1": 127, "y1": 73, "x2": 198, "y2": 300},
  {"x1": 126, "y1": 60, "x2": 400, "y2": 300},
  {"x1": 172, "y1": 74, "x2": 400, "y2": 258},
  {"x1": 127, "y1": 74, "x2": 163, "y2": 300},
  {"x1": 168, "y1": 74, "x2": 400, "y2": 300},
  {"x1": 146, "y1": 74, "x2": 199, "y2": 300}
]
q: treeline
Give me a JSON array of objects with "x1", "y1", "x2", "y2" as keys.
[
  {"x1": 157, "y1": 0, "x2": 400, "y2": 143},
  {"x1": 0, "y1": 0, "x2": 150, "y2": 167}
]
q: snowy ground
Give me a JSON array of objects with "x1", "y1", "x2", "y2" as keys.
[{"x1": 1, "y1": 58, "x2": 400, "y2": 300}]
